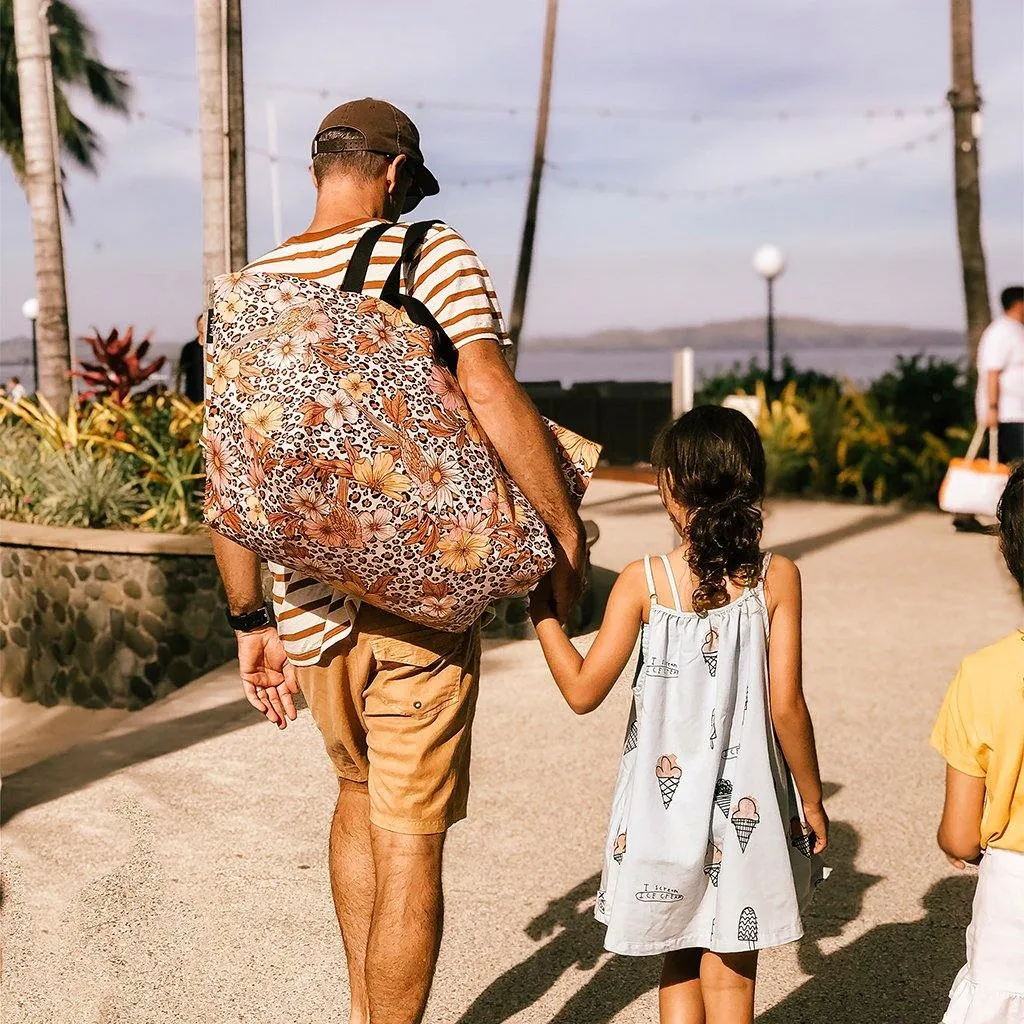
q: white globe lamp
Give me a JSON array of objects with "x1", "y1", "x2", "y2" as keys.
[{"x1": 752, "y1": 245, "x2": 786, "y2": 381}]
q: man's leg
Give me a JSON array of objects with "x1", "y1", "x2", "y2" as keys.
[
  {"x1": 328, "y1": 780, "x2": 375, "y2": 1024},
  {"x1": 364, "y1": 826, "x2": 446, "y2": 1024}
]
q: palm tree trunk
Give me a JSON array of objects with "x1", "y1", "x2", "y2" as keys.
[
  {"x1": 195, "y1": 0, "x2": 227, "y2": 300},
  {"x1": 949, "y1": 0, "x2": 991, "y2": 365},
  {"x1": 225, "y1": 0, "x2": 247, "y2": 270},
  {"x1": 13, "y1": 0, "x2": 72, "y2": 413},
  {"x1": 507, "y1": 0, "x2": 559, "y2": 371}
]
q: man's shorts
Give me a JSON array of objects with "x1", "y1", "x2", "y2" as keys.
[{"x1": 295, "y1": 603, "x2": 481, "y2": 835}]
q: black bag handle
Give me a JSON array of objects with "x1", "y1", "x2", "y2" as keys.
[
  {"x1": 379, "y1": 221, "x2": 459, "y2": 371},
  {"x1": 339, "y1": 221, "x2": 393, "y2": 292}
]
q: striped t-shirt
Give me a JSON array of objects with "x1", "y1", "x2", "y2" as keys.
[{"x1": 245, "y1": 218, "x2": 510, "y2": 667}]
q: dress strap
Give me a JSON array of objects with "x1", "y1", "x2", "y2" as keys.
[
  {"x1": 643, "y1": 555, "x2": 658, "y2": 599},
  {"x1": 659, "y1": 554, "x2": 684, "y2": 612},
  {"x1": 762, "y1": 551, "x2": 774, "y2": 576}
]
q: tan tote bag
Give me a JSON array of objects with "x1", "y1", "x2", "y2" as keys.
[{"x1": 203, "y1": 220, "x2": 601, "y2": 631}]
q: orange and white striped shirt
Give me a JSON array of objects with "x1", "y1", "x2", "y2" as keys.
[{"x1": 245, "y1": 218, "x2": 509, "y2": 667}]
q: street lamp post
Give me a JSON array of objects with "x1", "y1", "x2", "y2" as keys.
[
  {"x1": 752, "y1": 245, "x2": 786, "y2": 382},
  {"x1": 21, "y1": 297, "x2": 39, "y2": 393}
]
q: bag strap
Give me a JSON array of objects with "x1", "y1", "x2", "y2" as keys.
[
  {"x1": 339, "y1": 221, "x2": 392, "y2": 292},
  {"x1": 965, "y1": 424, "x2": 1001, "y2": 466},
  {"x1": 378, "y1": 220, "x2": 459, "y2": 371},
  {"x1": 379, "y1": 220, "x2": 441, "y2": 306}
]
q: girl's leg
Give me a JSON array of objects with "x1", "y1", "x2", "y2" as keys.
[
  {"x1": 659, "y1": 948, "x2": 706, "y2": 1024},
  {"x1": 699, "y1": 950, "x2": 758, "y2": 1024}
]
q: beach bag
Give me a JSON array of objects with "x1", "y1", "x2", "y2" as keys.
[
  {"x1": 938, "y1": 426, "x2": 1009, "y2": 518},
  {"x1": 203, "y1": 220, "x2": 601, "y2": 631}
]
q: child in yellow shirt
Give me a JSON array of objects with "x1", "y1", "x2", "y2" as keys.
[{"x1": 931, "y1": 462, "x2": 1024, "y2": 1024}]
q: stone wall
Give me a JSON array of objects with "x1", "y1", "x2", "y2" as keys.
[{"x1": 1, "y1": 523, "x2": 236, "y2": 709}]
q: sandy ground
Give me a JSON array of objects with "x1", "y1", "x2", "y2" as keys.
[{"x1": 2, "y1": 481, "x2": 1020, "y2": 1023}]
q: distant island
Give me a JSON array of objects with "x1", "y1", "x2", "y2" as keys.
[{"x1": 523, "y1": 317, "x2": 964, "y2": 352}]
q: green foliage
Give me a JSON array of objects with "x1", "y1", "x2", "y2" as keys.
[
  {"x1": 867, "y1": 355, "x2": 972, "y2": 443},
  {"x1": 1, "y1": 0, "x2": 131, "y2": 191},
  {"x1": 749, "y1": 355, "x2": 973, "y2": 505},
  {"x1": 696, "y1": 357, "x2": 841, "y2": 406},
  {"x1": 0, "y1": 393, "x2": 204, "y2": 531},
  {"x1": 35, "y1": 449, "x2": 144, "y2": 528}
]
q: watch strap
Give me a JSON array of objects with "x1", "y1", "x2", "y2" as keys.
[{"x1": 226, "y1": 604, "x2": 273, "y2": 633}]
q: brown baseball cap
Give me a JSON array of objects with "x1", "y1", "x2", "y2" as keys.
[{"x1": 312, "y1": 97, "x2": 439, "y2": 213}]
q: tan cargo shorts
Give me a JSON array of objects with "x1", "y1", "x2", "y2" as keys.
[{"x1": 296, "y1": 603, "x2": 481, "y2": 835}]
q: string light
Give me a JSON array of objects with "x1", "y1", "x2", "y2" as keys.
[
  {"x1": 125, "y1": 68, "x2": 942, "y2": 124},
  {"x1": 545, "y1": 127, "x2": 945, "y2": 202}
]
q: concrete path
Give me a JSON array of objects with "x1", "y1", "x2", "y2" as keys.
[{"x1": 2, "y1": 482, "x2": 1020, "y2": 1023}]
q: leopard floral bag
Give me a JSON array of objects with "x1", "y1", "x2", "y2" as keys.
[{"x1": 203, "y1": 221, "x2": 601, "y2": 632}]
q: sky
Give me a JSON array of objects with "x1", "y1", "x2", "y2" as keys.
[{"x1": 1, "y1": 0, "x2": 1021, "y2": 348}]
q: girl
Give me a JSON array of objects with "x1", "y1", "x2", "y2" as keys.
[
  {"x1": 932, "y1": 462, "x2": 1024, "y2": 1024},
  {"x1": 530, "y1": 405, "x2": 827, "y2": 1024}
]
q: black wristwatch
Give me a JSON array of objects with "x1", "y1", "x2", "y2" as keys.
[{"x1": 226, "y1": 603, "x2": 273, "y2": 633}]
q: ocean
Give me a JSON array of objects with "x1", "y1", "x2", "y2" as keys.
[
  {"x1": 0, "y1": 338, "x2": 967, "y2": 393},
  {"x1": 515, "y1": 343, "x2": 967, "y2": 388}
]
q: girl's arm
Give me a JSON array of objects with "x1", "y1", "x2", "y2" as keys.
[
  {"x1": 937, "y1": 766, "x2": 985, "y2": 868},
  {"x1": 766, "y1": 556, "x2": 828, "y2": 853},
  {"x1": 529, "y1": 561, "x2": 647, "y2": 714}
]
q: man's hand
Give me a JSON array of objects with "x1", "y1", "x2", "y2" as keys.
[
  {"x1": 985, "y1": 407, "x2": 999, "y2": 431},
  {"x1": 237, "y1": 626, "x2": 300, "y2": 729},
  {"x1": 549, "y1": 518, "x2": 588, "y2": 625}
]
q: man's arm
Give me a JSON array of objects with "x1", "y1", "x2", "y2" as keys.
[
  {"x1": 456, "y1": 341, "x2": 586, "y2": 621},
  {"x1": 985, "y1": 368, "x2": 1000, "y2": 430},
  {"x1": 211, "y1": 531, "x2": 298, "y2": 728}
]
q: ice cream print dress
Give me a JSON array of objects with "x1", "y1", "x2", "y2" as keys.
[{"x1": 595, "y1": 554, "x2": 824, "y2": 956}]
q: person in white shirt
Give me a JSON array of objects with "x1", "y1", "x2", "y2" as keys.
[
  {"x1": 977, "y1": 285, "x2": 1024, "y2": 460},
  {"x1": 955, "y1": 285, "x2": 1024, "y2": 532},
  {"x1": 5, "y1": 377, "x2": 27, "y2": 403}
]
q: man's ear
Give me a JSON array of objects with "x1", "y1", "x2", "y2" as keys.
[
  {"x1": 308, "y1": 163, "x2": 317, "y2": 190},
  {"x1": 386, "y1": 153, "x2": 408, "y2": 195}
]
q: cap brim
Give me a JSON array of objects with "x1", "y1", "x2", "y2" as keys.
[{"x1": 403, "y1": 163, "x2": 440, "y2": 213}]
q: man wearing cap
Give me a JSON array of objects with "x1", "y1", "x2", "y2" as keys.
[{"x1": 209, "y1": 99, "x2": 587, "y2": 1024}]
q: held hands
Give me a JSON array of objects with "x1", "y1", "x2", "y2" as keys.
[
  {"x1": 803, "y1": 800, "x2": 830, "y2": 855},
  {"x1": 529, "y1": 574, "x2": 558, "y2": 627},
  {"x1": 548, "y1": 518, "x2": 588, "y2": 625},
  {"x1": 237, "y1": 625, "x2": 300, "y2": 729}
]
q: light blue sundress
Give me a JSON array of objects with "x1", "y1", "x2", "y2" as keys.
[{"x1": 595, "y1": 553, "x2": 824, "y2": 956}]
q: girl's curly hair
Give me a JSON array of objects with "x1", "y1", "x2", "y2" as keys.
[
  {"x1": 997, "y1": 462, "x2": 1024, "y2": 598},
  {"x1": 652, "y1": 405, "x2": 767, "y2": 614}
]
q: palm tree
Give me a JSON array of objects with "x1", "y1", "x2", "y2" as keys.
[
  {"x1": 949, "y1": 0, "x2": 991, "y2": 363},
  {"x1": 1, "y1": 0, "x2": 131, "y2": 186}
]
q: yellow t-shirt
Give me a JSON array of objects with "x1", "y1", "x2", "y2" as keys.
[{"x1": 930, "y1": 630, "x2": 1024, "y2": 852}]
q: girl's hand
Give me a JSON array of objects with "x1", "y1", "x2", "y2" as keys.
[
  {"x1": 803, "y1": 800, "x2": 829, "y2": 854},
  {"x1": 945, "y1": 851, "x2": 983, "y2": 871},
  {"x1": 529, "y1": 575, "x2": 557, "y2": 626}
]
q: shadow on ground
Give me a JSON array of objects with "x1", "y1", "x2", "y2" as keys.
[
  {"x1": 456, "y1": 802, "x2": 931, "y2": 1024},
  {"x1": 772, "y1": 508, "x2": 910, "y2": 562},
  {"x1": 0, "y1": 699, "x2": 254, "y2": 825}
]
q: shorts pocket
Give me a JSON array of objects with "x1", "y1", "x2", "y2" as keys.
[{"x1": 367, "y1": 636, "x2": 464, "y2": 718}]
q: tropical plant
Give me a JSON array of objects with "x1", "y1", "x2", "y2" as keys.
[
  {"x1": 867, "y1": 355, "x2": 972, "y2": 444},
  {"x1": 0, "y1": 393, "x2": 205, "y2": 530},
  {"x1": 34, "y1": 448, "x2": 144, "y2": 528},
  {"x1": 697, "y1": 357, "x2": 841, "y2": 407},
  {"x1": 72, "y1": 326, "x2": 167, "y2": 402},
  {"x1": 1, "y1": 0, "x2": 131, "y2": 182},
  {"x1": 755, "y1": 381, "x2": 812, "y2": 496}
]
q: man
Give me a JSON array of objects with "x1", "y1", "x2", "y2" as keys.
[
  {"x1": 955, "y1": 285, "x2": 1024, "y2": 532},
  {"x1": 176, "y1": 315, "x2": 205, "y2": 403},
  {"x1": 208, "y1": 98, "x2": 586, "y2": 1024}
]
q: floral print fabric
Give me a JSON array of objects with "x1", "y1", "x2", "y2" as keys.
[{"x1": 203, "y1": 271, "x2": 600, "y2": 632}]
